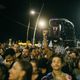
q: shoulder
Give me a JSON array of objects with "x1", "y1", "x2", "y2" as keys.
[
  {"x1": 64, "y1": 73, "x2": 72, "y2": 80},
  {"x1": 41, "y1": 76, "x2": 47, "y2": 80},
  {"x1": 41, "y1": 72, "x2": 53, "y2": 80}
]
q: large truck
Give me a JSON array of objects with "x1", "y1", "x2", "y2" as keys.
[{"x1": 48, "y1": 18, "x2": 76, "y2": 47}]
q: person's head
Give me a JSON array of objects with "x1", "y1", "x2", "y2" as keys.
[
  {"x1": 4, "y1": 48, "x2": 16, "y2": 59},
  {"x1": 50, "y1": 54, "x2": 64, "y2": 71},
  {"x1": 3, "y1": 48, "x2": 16, "y2": 68},
  {"x1": 69, "y1": 49, "x2": 77, "y2": 59},
  {"x1": 0, "y1": 48, "x2": 4, "y2": 56},
  {"x1": 31, "y1": 49, "x2": 37, "y2": 56},
  {"x1": 69, "y1": 52, "x2": 77, "y2": 59},
  {"x1": 38, "y1": 58, "x2": 49, "y2": 74},
  {"x1": 9, "y1": 59, "x2": 32, "y2": 80},
  {"x1": 22, "y1": 48, "x2": 29, "y2": 57},
  {"x1": 38, "y1": 58, "x2": 48, "y2": 69},
  {"x1": 12, "y1": 43, "x2": 19, "y2": 53}
]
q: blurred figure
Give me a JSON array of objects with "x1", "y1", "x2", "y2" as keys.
[
  {"x1": 3, "y1": 48, "x2": 16, "y2": 69},
  {"x1": 64, "y1": 49, "x2": 78, "y2": 76},
  {"x1": 21, "y1": 47, "x2": 30, "y2": 62},
  {"x1": 0, "y1": 49, "x2": 4, "y2": 63},
  {"x1": 73, "y1": 58, "x2": 80, "y2": 80},
  {"x1": 31, "y1": 49, "x2": 38, "y2": 60},
  {"x1": 30, "y1": 59, "x2": 39, "y2": 80},
  {"x1": 38, "y1": 58, "x2": 50, "y2": 80},
  {"x1": 11, "y1": 43, "x2": 21, "y2": 58},
  {"x1": 42, "y1": 47, "x2": 53, "y2": 59},
  {"x1": 9, "y1": 59, "x2": 32, "y2": 80},
  {"x1": 0, "y1": 43, "x2": 4, "y2": 63},
  {"x1": 0, "y1": 63, "x2": 9, "y2": 80}
]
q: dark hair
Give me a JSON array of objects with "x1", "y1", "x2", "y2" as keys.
[
  {"x1": 4, "y1": 48, "x2": 16, "y2": 57},
  {"x1": 50, "y1": 54, "x2": 64, "y2": 64},
  {"x1": 69, "y1": 48, "x2": 77, "y2": 55},
  {"x1": 38, "y1": 58, "x2": 48, "y2": 68},
  {"x1": 17, "y1": 59, "x2": 32, "y2": 80}
]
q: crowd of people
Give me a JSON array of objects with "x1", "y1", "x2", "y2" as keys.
[{"x1": 0, "y1": 41, "x2": 80, "y2": 80}]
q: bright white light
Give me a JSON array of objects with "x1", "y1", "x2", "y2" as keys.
[
  {"x1": 49, "y1": 40, "x2": 53, "y2": 47},
  {"x1": 30, "y1": 10, "x2": 35, "y2": 15},
  {"x1": 38, "y1": 19, "x2": 46, "y2": 29}
]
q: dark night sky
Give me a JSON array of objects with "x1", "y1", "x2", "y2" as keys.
[{"x1": 0, "y1": 0, "x2": 80, "y2": 42}]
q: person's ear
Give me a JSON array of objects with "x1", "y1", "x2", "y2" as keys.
[
  {"x1": 13, "y1": 55, "x2": 16, "y2": 60},
  {"x1": 51, "y1": 62, "x2": 53, "y2": 68}
]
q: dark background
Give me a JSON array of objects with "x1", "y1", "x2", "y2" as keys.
[{"x1": 0, "y1": 0, "x2": 80, "y2": 42}]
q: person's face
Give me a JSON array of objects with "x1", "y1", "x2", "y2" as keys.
[
  {"x1": 6, "y1": 55, "x2": 14, "y2": 62},
  {"x1": 12, "y1": 44, "x2": 18, "y2": 52},
  {"x1": 31, "y1": 50, "x2": 36, "y2": 56},
  {"x1": 22, "y1": 49, "x2": 29, "y2": 57},
  {"x1": 51, "y1": 57, "x2": 62, "y2": 71},
  {"x1": 69, "y1": 52, "x2": 76, "y2": 59},
  {"x1": 9, "y1": 61, "x2": 25, "y2": 80},
  {"x1": 3, "y1": 55, "x2": 15, "y2": 68},
  {"x1": 0, "y1": 49, "x2": 3, "y2": 55}
]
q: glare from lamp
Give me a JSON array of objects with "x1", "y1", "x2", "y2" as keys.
[
  {"x1": 30, "y1": 10, "x2": 36, "y2": 15},
  {"x1": 38, "y1": 20, "x2": 46, "y2": 29}
]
